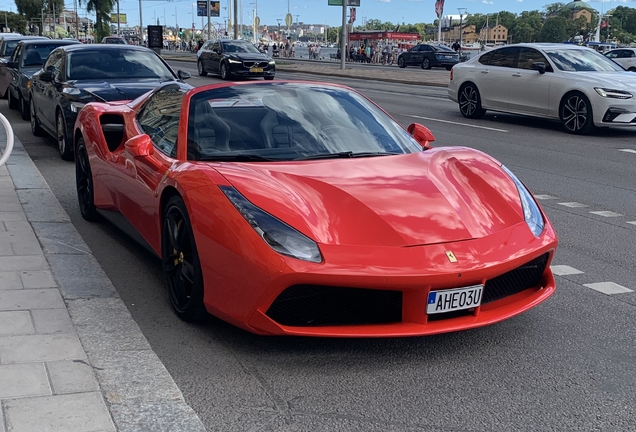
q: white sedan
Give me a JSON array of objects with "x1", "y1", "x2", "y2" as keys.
[
  {"x1": 448, "y1": 43, "x2": 636, "y2": 134},
  {"x1": 605, "y1": 48, "x2": 636, "y2": 72}
]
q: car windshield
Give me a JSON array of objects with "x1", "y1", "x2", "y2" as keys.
[
  {"x1": 22, "y1": 43, "x2": 72, "y2": 67},
  {"x1": 187, "y1": 83, "x2": 422, "y2": 162},
  {"x1": 67, "y1": 49, "x2": 175, "y2": 80},
  {"x1": 221, "y1": 41, "x2": 260, "y2": 54},
  {"x1": 545, "y1": 48, "x2": 624, "y2": 72}
]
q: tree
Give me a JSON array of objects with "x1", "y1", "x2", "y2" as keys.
[
  {"x1": 14, "y1": 0, "x2": 64, "y2": 35},
  {"x1": 511, "y1": 10, "x2": 543, "y2": 42},
  {"x1": 79, "y1": 0, "x2": 114, "y2": 41},
  {"x1": 0, "y1": 10, "x2": 28, "y2": 33},
  {"x1": 539, "y1": 16, "x2": 567, "y2": 42},
  {"x1": 544, "y1": 3, "x2": 567, "y2": 17}
]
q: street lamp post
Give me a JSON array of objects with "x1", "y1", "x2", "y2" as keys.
[{"x1": 457, "y1": 8, "x2": 467, "y2": 52}]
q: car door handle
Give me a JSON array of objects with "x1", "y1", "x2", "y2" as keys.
[
  {"x1": 480, "y1": 70, "x2": 489, "y2": 74},
  {"x1": 512, "y1": 73, "x2": 521, "y2": 77}
]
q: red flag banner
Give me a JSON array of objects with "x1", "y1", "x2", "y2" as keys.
[
  {"x1": 600, "y1": 20, "x2": 609, "y2": 28},
  {"x1": 435, "y1": 0, "x2": 444, "y2": 19}
]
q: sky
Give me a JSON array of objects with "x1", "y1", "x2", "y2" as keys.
[{"x1": 0, "y1": 0, "x2": 632, "y2": 30}]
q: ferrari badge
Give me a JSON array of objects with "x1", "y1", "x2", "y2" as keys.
[{"x1": 446, "y1": 251, "x2": 458, "y2": 263}]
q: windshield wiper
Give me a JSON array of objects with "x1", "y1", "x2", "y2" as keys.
[
  {"x1": 199, "y1": 154, "x2": 278, "y2": 162},
  {"x1": 294, "y1": 151, "x2": 401, "y2": 161}
]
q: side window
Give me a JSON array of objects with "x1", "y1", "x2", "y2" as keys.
[
  {"x1": 605, "y1": 51, "x2": 619, "y2": 59},
  {"x1": 44, "y1": 51, "x2": 64, "y2": 80},
  {"x1": 212, "y1": 42, "x2": 221, "y2": 52},
  {"x1": 517, "y1": 48, "x2": 553, "y2": 72},
  {"x1": 621, "y1": 50, "x2": 635, "y2": 58},
  {"x1": 478, "y1": 51, "x2": 494, "y2": 65},
  {"x1": 488, "y1": 47, "x2": 518, "y2": 68},
  {"x1": 137, "y1": 87, "x2": 185, "y2": 158}
]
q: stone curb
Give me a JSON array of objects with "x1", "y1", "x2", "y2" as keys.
[{"x1": 2, "y1": 133, "x2": 206, "y2": 432}]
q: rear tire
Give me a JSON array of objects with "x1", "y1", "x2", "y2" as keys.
[
  {"x1": 162, "y1": 196, "x2": 207, "y2": 322},
  {"x1": 458, "y1": 83, "x2": 486, "y2": 119}
]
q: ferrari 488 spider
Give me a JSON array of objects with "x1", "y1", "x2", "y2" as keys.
[{"x1": 73, "y1": 80, "x2": 558, "y2": 337}]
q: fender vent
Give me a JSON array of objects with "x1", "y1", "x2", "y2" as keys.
[{"x1": 100, "y1": 114, "x2": 125, "y2": 152}]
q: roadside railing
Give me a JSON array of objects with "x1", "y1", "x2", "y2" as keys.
[{"x1": 0, "y1": 113, "x2": 14, "y2": 167}]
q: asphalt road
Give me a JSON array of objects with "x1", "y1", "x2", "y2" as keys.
[{"x1": 4, "y1": 65, "x2": 636, "y2": 431}]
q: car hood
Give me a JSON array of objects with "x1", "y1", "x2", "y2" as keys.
[
  {"x1": 214, "y1": 148, "x2": 525, "y2": 247},
  {"x1": 72, "y1": 79, "x2": 172, "y2": 101},
  {"x1": 228, "y1": 53, "x2": 270, "y2": 61},
  {"x1": 562, "y1": 71, "x2": 636, "y2": 91}
]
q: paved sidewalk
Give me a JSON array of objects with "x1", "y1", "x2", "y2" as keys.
[{"x1": 0, "y1": 128, "x2": 205, "y2": 431}]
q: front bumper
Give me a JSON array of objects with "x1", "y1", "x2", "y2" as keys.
[
  {"x1": 229, "y1": 62, "x2": 275, "y2": 78},
  {"x1": 593, "y1": 97, "x2": 636, "y2": 127}
]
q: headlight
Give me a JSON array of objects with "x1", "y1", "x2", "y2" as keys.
[
  {"x1": 594, "y1": 88, "x2": 633, "y2": 99},
  {"x1": 70, "y1": 101, "x2": 86, "y2": 113},
  {"x1": 227, "y1": 58, "x2": 241, "y2": 64},
  {"x1": 268, "y1": 60, "x2": 275, "y2": 65},
  {"x1": 220, "y1": 186, "x2": 322, "y2": 263},
  {"x1": 501, "y1": 166, "x2": 545, "y2": 237}
]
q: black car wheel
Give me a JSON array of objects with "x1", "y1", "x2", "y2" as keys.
[
  {"x1": 7, "y1": 88, "x2": 17, "y2": 109},
  {"x1": 197, "y1": 59, "x2": 207, "y2": 76},
  {"x1": 458, "y1": 83, "x2": 486, "y2": 119},
  {"x1": 75, "y1": 137, "x2": 97, "y2": 221},
  {"x1": 57, "y1": 110, "x2": 73, "y2": 161},
  {"x1": 20, "y1": 95, "x2": 30, "y2": 121},
  {"x1": 220, "y1": 62, "x2": 230, "y2": 80},
  {"x1": 398, "y1": 57, "x2": 406, "y2": 68},
  {"x1": 162, "y1": 196, "x2": 206, "y2": 322},
  {"x1": 422, "y1": 57, "x2": 432, "y2": 70},
  {"x1": 30, "y1": 98, "x2": 45, "y2": 137},
  {"x1": 560, "y1": 92, "x2": 594, "y2": 135}
]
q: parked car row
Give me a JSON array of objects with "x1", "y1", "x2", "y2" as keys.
[{"x1": 1, "y1": 33, "x2": 191, "y2": 160}]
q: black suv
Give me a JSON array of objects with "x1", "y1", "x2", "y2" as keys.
[
  {"x1": 397, "y1": 44, "x2": 459, "y2": 70},
  {"x1": 197, "y1": 39, "x2": 275, "y2": 80}
]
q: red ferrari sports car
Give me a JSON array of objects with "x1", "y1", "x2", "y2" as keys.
[{"x1": 73, "y1": 80, "x2": 558, "y2": 337}]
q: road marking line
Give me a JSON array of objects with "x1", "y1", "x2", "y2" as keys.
[
  {"x1": 618, "y1": 149, "x2": 636, "y2": 154},
  {"x1": 534, "y1": 194, "x2": 557, "y2": 200},
  {"x1": 584, "y1": 282, "x2": 633, "y2": 295},
  {"x1": 551, "y1": 265, "x2": 584, "y2": 276},
  {"x1": 628, "y1": 221, "x2": 636, "y2": 226},
  {"x1": 403, "y1": 115, "x2": 509, "y2": 132},
  {"x1": 558, "y1": 202, "x2": 588, "y2": 208},
  {"x1": 589, "y1": 211, "x2": 623, "y2": 218}
]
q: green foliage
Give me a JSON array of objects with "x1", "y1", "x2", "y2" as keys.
[
  {"x1": 610, "y1": 5, "x2": 636, "y2": 35},
  {"x1": 539, "y1": 16, "x2": 567, "y2": 42},
  {"x1": 0, "y1": 10, "x2": 28, "y2": 33},
  {"x1": 79, "y1": 0, "x2": 114, "y2": 41}
]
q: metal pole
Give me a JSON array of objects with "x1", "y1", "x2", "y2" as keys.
[
  {"x1": 5, "y1": 11, "x2": 8, "y2": 32},
  {"x1": 233, "y1": 0, "x2": 238, "y2": 39},
  {"x1": 139, "y1": 0, "x2": 143, "y2": 45},
  {"x1": 41, "y1": 6, "x2": 44, "y2": 37},
  {"x1": 52, "y1": 4, "x2": 56, "y2": 38},
  {"x1": 75, "y1": 0, "x2": 79, "y2": 37},
  {"x1": 117, "y1": 0, "x2": 121, "y2": 35},
  {"x1": 340, "y1": 0, "x2": 346, "y2": 70},
  {"x1": 207, "y1": 0, "x2": 211, "y2": 40}
]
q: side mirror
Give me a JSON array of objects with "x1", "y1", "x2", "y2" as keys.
[
  {"x1": 125, "y1": 134, "x2": 154, "y2": 157},
  {"x1": 531, "y1": 62, "x2": 546, "y2": 74},
  {"x1": 38, "y1": 71, "x2": 53, "y2": 82},
  {"x1": 6, "y1": 61, "x2": 18, "y2": 69},
  {"x1": 177, "y1": 69, "x2": 191, "y2": 80},
  {"x1": 407, "y1": 123, "x2": 435, "y2": 149}
]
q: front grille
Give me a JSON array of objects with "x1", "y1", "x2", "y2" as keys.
[
  {"x1": 482, "y1": 253, "x2": 549, "y2": 304},
  {"x1": 266, "y1": 285, "x2": 402, "y2": 327},
  {"x1": 243, "y1": 61, "x2": 268, "y2": 68}
]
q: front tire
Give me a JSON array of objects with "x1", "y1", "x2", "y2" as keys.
[
  {"x1": 560, "y1": 92, "x2": 594, "y2": 135},
  {"x1": 20, "y1": 95, "x2": 30, "y2": 120},
  {"x1": 57, "y1": 110, "x2": 73, "y2": 161},
  {"x1": 220, "y1": 62, "x2": 230, "y2": 80},
  {"x1": 162, "y1": 196, "x2": 207, "y2": 322},
  {"x1": 398, "y1": 57, "x2": 406, "y2": 68},
  {"x1": 422, "y1": 58, "x2": 431, "y2": 70},
  {"x1": 75, "y1": 137, "x2": 97, "y2": 221},
  {"x1": 197, "y1": 59, "x2": 207, "y2": 76},
  {"x1": 458, "y1": 83, "x2": 486, "y2": 119},
  {"x1": 30, "y1": 98, "x2": 45, "y2": 137},
  {"x1": 7, "y1": 88, "x2": 17, "y2": 109}
]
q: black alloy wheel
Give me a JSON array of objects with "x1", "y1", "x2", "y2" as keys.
[
  {"x1": 162, "y1": 196, "x2": 206, "y2": 322},
  {"x1": 398, "y1": 57, "x2": 406, "y2": 68},
  {"x1": 57, "y1": 110, "x2": 73, "y2": 161},
  {"x1": 560, "y1": 92, "x2": 593, "y2": 135},
  {"x1": 75, "y1": 137, "x2": 97, "y2": 221},
  {"x1": 30, "y1": 98, "x2": 45, "y2": 136},
  {"x1": 458, "y1": 83, "x2": 486, "y2": 119},
  {"x1": 220, "y1": 62, "x2": 230, "y2": 80},
  {"x1": 20, "y1": 95, "x2": 30, "y2": 120},
  {"x1": 7, "y1": 89, "x2": 17, "y2": 109},
  {"x1": 422, "y1": 57, "x2": 432, "y2": 70},
  {"x1": 197, "y1": 59, "x2": 207, "y2": 76}
]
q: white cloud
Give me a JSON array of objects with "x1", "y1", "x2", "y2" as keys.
[
  {"x1": 481, "y1": 0, "x2": 494, "y2": 4},
  {"x1": 516, "y1": 0, "x2": 523, "y2": 2},
  {"x1": 375, "y1": 0, "x2": 391, "y2": 3}
]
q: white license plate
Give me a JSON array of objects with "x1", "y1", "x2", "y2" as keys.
[
  {"x1": 426, "y1": 285, "x2": 483, "y2": 315},
  {"x1": 250, "y1": 67, "x2": 263, "y2": 73}
]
